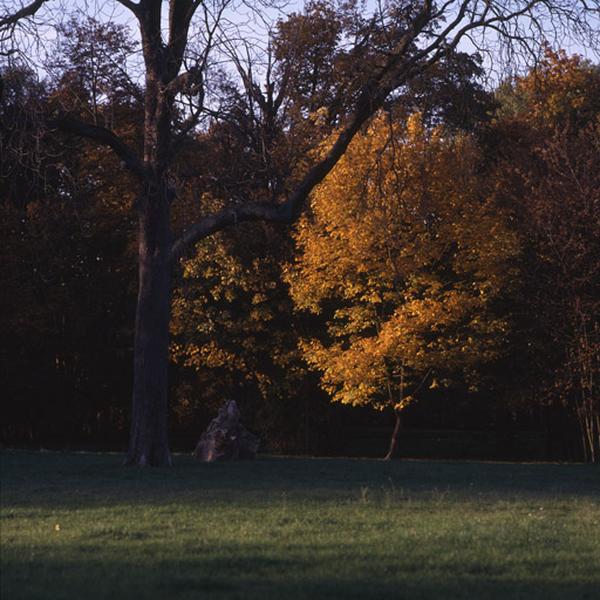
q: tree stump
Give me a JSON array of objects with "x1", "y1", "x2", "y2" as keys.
[{"x1": 193, "y1": 400, "x2": 260, "y2": 462}]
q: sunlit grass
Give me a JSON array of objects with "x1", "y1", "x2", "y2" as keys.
[{"x1": 1, "y1": 451, "x2": 599, "y2": 599}]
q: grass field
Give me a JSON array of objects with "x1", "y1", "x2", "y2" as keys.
[{"x1": 1, "y1": 451, "x2": 599, "y2": 599}]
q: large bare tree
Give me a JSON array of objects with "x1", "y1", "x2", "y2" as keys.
[{"x1": 2, "y1": 0, "x2": 598, "y2": 466}]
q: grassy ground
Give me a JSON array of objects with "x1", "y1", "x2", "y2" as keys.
[{"x1": 1, "y1": 451, "x2": 599, "y2": 599}]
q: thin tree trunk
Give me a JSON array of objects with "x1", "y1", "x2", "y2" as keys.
[
  {"x1": 384, "y1": 410, "x2": 402, "y2": 461},
  {"x1": 125, "y1": 190, "x2": 173, "y2": 467}
]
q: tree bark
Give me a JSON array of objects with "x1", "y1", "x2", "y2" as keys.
[
  {"x1": 384, "y1": 410, "x2": 402, "y2": 461},
  {"x1": 124, "y1": 184, "x2": 173, "y2": 467},
  {"x1": 123, "y1": 0, "x2": 178, "y2": 466}
]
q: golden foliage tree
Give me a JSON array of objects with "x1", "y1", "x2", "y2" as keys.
[
  {"x1": 286, "y1": 114, "x2": 519, "y2": 458},
  {"x1": 170, "y1": 213, "x2": 310, "y2": 451}
]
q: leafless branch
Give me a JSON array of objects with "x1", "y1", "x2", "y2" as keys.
[
  {"x1": 49, "y1": 113, "x2": 146, "y2": 179},
  {"x1": 0, "y1": 0, "x2": 49, "y2": 29},
  {"x1": 114, "y1": 0, "x2": 140, "y2": 15}
]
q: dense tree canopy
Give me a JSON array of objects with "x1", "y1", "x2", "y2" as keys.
[{"x1": 491, "y1": 50, "x2": 600, "y2": 462}]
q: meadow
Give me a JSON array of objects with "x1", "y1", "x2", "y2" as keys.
[{"x1": 1, "y1": 450, "x2": 599, "y2": 599}]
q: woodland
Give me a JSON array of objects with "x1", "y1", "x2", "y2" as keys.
[{"x1": 1, "y1": 0, "x2": 599, "y2": 464}]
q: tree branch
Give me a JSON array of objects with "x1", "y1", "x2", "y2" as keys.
[
  {"x1": 169, "y1": 86, "x2": 372, "y2": 261},
  {"x1": 166, "y1": 66, "x2": 203, "y2": 96},
  {"x1": 114, "y1": 0, "x2": 140, "y2": 16},
  {"x1": 167, "y1": 0, "x2": 200, "y2": 73},
  {"x1": 170, "y1": 0, "x2": 434, "y2": 260},
  {"x1": 171, "y1": 0, "x2": 600, "y2": 261},
  {"x1": 50, "y1": 114, "x2": 146, "y2": 179},
  {"x1": 137, "y1": 0, "x2": 164, "y2": 73},
  {"x1": 171, "y1": 201, "x2": 292, "y2": 259},
  {"x1": 0, "y1": 0, "x2": 48, "y2": 29}
]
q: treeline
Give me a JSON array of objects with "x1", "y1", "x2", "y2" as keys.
[{"x1": 1, "y1": 7, "x2": 598, "y2": 461}]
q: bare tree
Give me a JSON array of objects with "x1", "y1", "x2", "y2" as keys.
[
  {"x1": 3, "y1": 0, "x2": 599, "y2": 466},
  {"x1": 0, "y1": 0, "x2": 48, "y2": 29}
]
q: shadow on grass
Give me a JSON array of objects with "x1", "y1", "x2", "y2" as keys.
[
  {"x1": 1, "y1": 450, "x2": 599, "y2": 512},
  {"x1": 2, "y1": 451, "x2": 599, "y2": 599},
  {"x1": 2, "y1": 551, "x2": 600, "y2": 600}
]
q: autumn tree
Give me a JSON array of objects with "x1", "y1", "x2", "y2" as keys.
[
  {"x1": 525, "y1": 125, "x2": 600, "y2": 463},
  {"x1": 496, "y1": 48, "x2": 600, "y2": 131},
  {"x1": 492, "y1": 50, "x2": 600, "y2": 462},
  {"x1": 286, "y1": 114, "x2": 519, "y2": 459},
  {"x1": 2, "y1": 0, "x2": 599, "y2": 465}
]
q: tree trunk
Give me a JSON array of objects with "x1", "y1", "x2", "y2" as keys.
[
  {"x1": 124, "y1": 190, "x2": 173, "y2": 467},
  {"x1": 384, "y1": 410, "x2": 402, "y2": 461}
]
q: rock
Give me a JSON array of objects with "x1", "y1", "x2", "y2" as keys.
[{"x1": 193, "y1": 400, "x2": 260, "y2": 462}]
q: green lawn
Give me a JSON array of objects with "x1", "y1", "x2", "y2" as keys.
[{"x1": 1, "y1": 451, "x2": 599, "y2": 599}]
